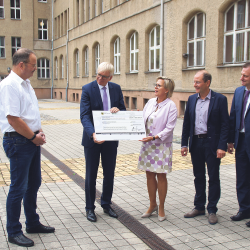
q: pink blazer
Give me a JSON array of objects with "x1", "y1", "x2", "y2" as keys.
[{"x1": 143, "y1": 98, "x2": 177, "y2": 144}]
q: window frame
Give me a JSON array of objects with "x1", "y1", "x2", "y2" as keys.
[
  {"x1": 37, "y1": 58, "x2": 50, "y2": 79},
  {"x1": 75, "y1": 49, "x2": 80, "y2": 77},
  {"x1": 149, "y1": 25, "x2": 161, "y2": 71},
  {"x1": 0, "y1": 36, "x2": 5, "y2": 58},
  {"x1": 11, "y1": 37, "x2": 21, "y2": 56},
  {"x1": 60, "y1": 55, "x2": 64, "y2": 78},
  {"x1": 55, "y1": 57, "x2": 58, "y2": 79},
  {"x1": 38, "y1": 19, "x2": 48, "y2": 40},
  {"x1": 130, "y1": 31, "x2": 139, "y2": 73},
  {"x1": 95, "y1": 43, "x2": 100, "y2": 75},
  {"x1": 10, "y1": 0, "x2": 21, "y2": 20},
  {"x1": 84, "y1": 47, "x2": 89, "y2": 76},
  {"x1": 0, "y1": 0, "x2": 4, "y2": 19},
  {"x1": 224, "y1": 0, "x2": 250, "y2": 64},
  {"x1": 114, "y1": 37, "x2": 120, "y2": 74},
  {"x1": 187, "y1": 12, "x2": 206, "y2": 67},
  {"x1": 38, "y1": 0, "x2": 47, "y2": 2}
]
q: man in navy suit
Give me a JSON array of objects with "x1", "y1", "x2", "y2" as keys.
[
  {"x1": 181, "y1": 70, "x2": 229, "y2": 225},
  {"x1": 228, "y1": 62, "x2": 250, "y2": 227},
  {"x1": 80, "y1": 62, "x2": 126, "y2": 222}
]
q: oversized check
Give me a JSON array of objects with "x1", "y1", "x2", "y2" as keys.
[{"x1": 92, "y1": 111, "x2": 146, "y2": 140}]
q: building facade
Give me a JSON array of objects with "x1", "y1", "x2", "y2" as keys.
[{"x1": 1, "y1": 0, "x2": 249, "y2": 116}]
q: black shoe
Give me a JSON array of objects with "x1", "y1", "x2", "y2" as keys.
[
  {"x1": 103, "y1": 207, "x2": 118, "y2": 218},
  {"x1": 230, "y1": 211, "x2": 250, "y2": 221},
  {"x1": 8, "y1": 234, "x2": 34, "y2": 247},
  {"x1": 26, "y1": 223, "x2": 55, "y2": 234},
  {"x1": 86, "y1": 210, "x2": 97, "y2": 222},
  {"x1": 246, "y1": 221, "x2": 250, "y2": 227}
]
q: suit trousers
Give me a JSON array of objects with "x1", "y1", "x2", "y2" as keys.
[
  {"x1": 190, "y1": 137, "x2": 221, "y2": 213},
  {"x1": 235, "y1": 133, "x2": 250, "y2": 213},
  {"x1": 84, "y1": 141, "x2": 117, "y2": 211}
]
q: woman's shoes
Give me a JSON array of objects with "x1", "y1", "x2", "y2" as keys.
[
  {"x1": 141, "y1": 206, "x2": 158, "y2": 218},
  {"x1": 158, "y1": 215, "x2": 166, "y2": 222}
]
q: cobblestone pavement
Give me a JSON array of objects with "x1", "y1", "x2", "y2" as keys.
[{"x1": 0, "y1": 99, "x2": 249, "y2": 250}]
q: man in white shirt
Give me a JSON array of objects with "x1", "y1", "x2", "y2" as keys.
[
  {"x1": 228, "y1": 62, "x2": 250, "y2": 226},
  {"x1": 0, "y1": 48, "x2": 55, "y2": 247}
]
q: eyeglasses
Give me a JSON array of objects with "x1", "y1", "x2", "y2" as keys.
[
  {"x1": 155, "y1": 84, "x2": 163, "y2": 89},
  {"x1": 25, "y1": 62, "x2": 37, "y2": 68},
  {"x1": 97, "y1": 73, "x2": 110, "y2": 79}
]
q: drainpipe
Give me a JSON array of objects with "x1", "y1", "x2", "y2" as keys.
[
  {"x1": 66, "y1": 28, "x2": 69, "y2": 102},
  {"x1": 51, "y1": 0, "x2": 54, "y2": 99},
  {"x1": 160, "y1": 0, "x2": 164, "y2": 76}
]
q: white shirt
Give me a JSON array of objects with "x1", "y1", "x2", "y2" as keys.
[
  {"x1": 98, "y1": 82, "x2": 111, "y2": 110},
  {"x1": 0, "y1": 71, "x2": 41, "y2": 134},
  {"x1": 240, "y1": 87, "x2": 250, "y2": 133}
]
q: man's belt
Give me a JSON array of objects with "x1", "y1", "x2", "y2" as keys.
[
  {"x1": 4, "y1": 131, "x2": 39, "y2": 137},
  {"x1": 194, "y1": 134, "x2": 207, "y2": 138}
]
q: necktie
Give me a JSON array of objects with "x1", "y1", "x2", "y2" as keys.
[
  {"x1": 240, "y1": 90, "x2": 250, "y2": 130},
  {"x1": 102, "y1": 86, "x2": 109, "y2": 111}
]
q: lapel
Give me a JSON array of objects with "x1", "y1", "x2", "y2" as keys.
[
  {"x1": 190, "y1": 94, "x2": 198, "y2": 122},
  {"x1": 93, "y1": 81, "x2": 103, "y2": 109},
  {"x1": 208, "y1": 90, "x2": 215, "y2": 119},
  {"x1": 109, "y1": 82, "x2": 114, "y2": 107}
]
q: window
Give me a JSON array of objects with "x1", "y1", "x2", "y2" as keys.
[
  {"x1": 224, "y1": 0, "x2": 250, "y2": 63},
  {"x1": 75, "y1": 49, "x2": 80, "y2": 77},
  {"x1": 11, "y1": 37, "x2": 21, "y2": 56},
  {"x1": 95, "y1": 43, "x2": 100, "y2": 74},
  {"x1": 11, "y1": 0, "x2": 20, "y2": 19},
  {"x1": 84, "y1": 47, "x2": 89, "y2": 76},
  {"x1": 0, "y1": 0, "x2": 4, "y2": 18},
  {"x1": 130, "y1": 31, "x2": 139, "y2": 72},
  {"x1": 114, "y1": 37, "x2": 120, "y2": 74},
  {"x1": 55, "y1": 57, "x2": 58, "y2": 79},
  {"x1": 187, "y1": 13, "x2": 206, "y2": 67},
  {"x1": 60, "y1": 55, "x2": 64, "y2": 78},
  {"x1": 125, "y1": 96, "x2": 129, "y2": 108},
  {"x1": 143, "y1": 98, "x2": 149, "y2": 107},
  {"x1": 38, "y1": 0, "x2": 47, "y2": 2},
  {"x1": 38, "y1": 19, "x2": 48, "y2": 40},
  {"x1": 132, "y1": 97, "x2": 137, "y2": 109},
  {"x1": 101, "y1": 0, "x2": 104, "y2": 13},
  {"x1": 0, "y1": 37, "x2": 5, "y2": 58},
  {"x1": 149, "y1": 26, "x2": 160, "y2": 71},
  {"x1": 37, "y1": 58, "x2": 50, "y2": 79},
  {"x1": 0, "y1": 75, "x2": 7, "y2": 82}
]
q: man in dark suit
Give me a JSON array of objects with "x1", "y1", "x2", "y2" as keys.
[
  {"x1": 80, "y1": 62, "x2": 126, "y2": 222},
  {"x1": 181, "y1": 70, "x2": 229, "y2": 225},
  {"x1": 228, "y1": 62, "x2": 250, "y2": 227}
]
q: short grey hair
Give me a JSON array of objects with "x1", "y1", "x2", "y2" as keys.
[
  {"x1": 12, "y1": 48, "x2": 35, "y2": 66},
  {"x1": 157, "y1": 76, "x2": 175, "y2": 98},
  {"x1": 98, "y1": 62, "x2": 114, "y2": 76}
]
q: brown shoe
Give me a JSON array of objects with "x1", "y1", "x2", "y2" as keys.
[
  {"x1": 208, "y1": 213, "x2": 218, "y2": 225},
  {"x1": 184, "y1": 209, "x2": 205, "y2": 218}
]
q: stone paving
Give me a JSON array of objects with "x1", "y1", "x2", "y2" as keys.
[{"x1": 0, "y1": 99, "x2": 249, "y2": 250}]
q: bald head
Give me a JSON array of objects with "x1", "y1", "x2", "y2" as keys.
[{"x1": 13, "y1": 48, "x2": 35, "y2": 66}]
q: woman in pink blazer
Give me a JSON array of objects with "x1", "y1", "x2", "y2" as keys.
[{"x1": 138, "y1": 76, "x2": 177, "y2": 221}]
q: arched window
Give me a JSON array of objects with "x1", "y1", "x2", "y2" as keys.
[
  {"x1": 149, "y1": 25, "x2": 160, "y2": 71},
  {"x1": 130, "y1": 31, "x2": 139, "y2": 72},
  {"x1": 55, "y1": 57, "x2": 58, "y2": 79},
  {"x1": 187, "y1": 13, "x2": 206, "y2": 67},
  {"x1": 84, "y1": 47, "x2": 89, "y2": 76},
  {"x1": 95, "y1": 43, "x2": 100, "y2": 74},
  {"x1": 224, "y1": 0, "x2": 250, "y2": 63},
  {"x1": 37, "y1": 58, "x2": 50, "y2": 79},
  {"x1": 60, "y1": 55, "x2": 64, "y2": 78},
  {"x1": 75, "y1": 49, "x2": 80, "y2": 77},
  {"x1": 114, "y1": 37, "x2": 120, "y2": 74}
]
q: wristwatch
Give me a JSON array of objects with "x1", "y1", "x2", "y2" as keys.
[{"x1": 152, "y1": 136, "x2": 155, "y2": 140}]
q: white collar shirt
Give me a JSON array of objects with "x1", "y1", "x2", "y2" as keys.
[
  {"x1": 98, "y1": 82, "x2": 111, "y2": 110},
  {"x1": 0, "y1": 71, "x2": 41, "y2": 134}
]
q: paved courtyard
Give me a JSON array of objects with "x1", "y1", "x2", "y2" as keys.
[{"x1": 0, "y1": 99, "x2": 249, "y2": 250}]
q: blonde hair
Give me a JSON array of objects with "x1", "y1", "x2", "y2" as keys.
[
  {"x1": 98, "y1": 62, "x2": 114, "y2": 76},
  {"x1": 157, "y1": 76, "x2": 175, "y2": 98}
]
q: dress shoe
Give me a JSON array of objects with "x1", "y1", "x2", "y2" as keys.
[
  {"x1": 208, "y1": 213, "x2": 218, "y2": 225},
  {"x1": 230, "y1": 211, "x2": 250, "y2": 221},
  {"x1": 141, "y1": 206, "x2": 158, "y2": 218},
  {"x1": 86, "y1": 210, "x2": 97, "y2": 222},
  {"x1": 103, "y1": 207, "x2": 118, "y2": 218},
  {"x1": 8, "y1": 234, "x2": 34, "y2": 247},
  {"x1": 184, "y1": 209, "x2": 205, "y2": 218},
  {"x1": 26, "y1": 223, "x2": 55, "y2": 234},
  {"x1": 246, "y1": 221, "x2": 250, "y2": 227},
  {"x1": 158, "y1": 215, "x2": 166, "y2": 222}
]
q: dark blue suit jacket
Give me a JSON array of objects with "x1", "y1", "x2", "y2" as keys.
[
  {"x1": 181, "y1": 90, "x2": 229, "y2": 155},
  {"x1": 80, "y1": 80, "x2": 126, "y2": 148},
  {"x1": 229, "y1": 86, "x2": 250, "y2": 154}
]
